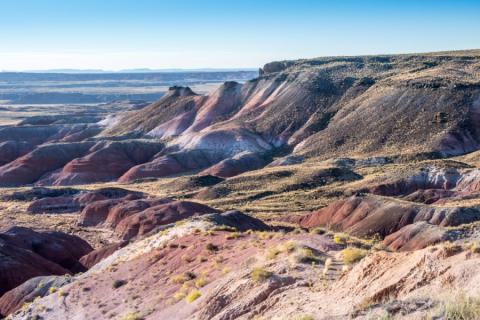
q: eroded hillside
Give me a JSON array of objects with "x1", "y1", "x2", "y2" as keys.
[{"x1": 2, "y1": 50, "x2": 480, "y2": 319}]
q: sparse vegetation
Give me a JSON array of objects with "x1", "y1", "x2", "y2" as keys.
[
  {"x1": 294, "y1": 246, "x2": 324, "y2": 264},
  {"x1": 266, "y1": 246, "x2": 281, "y2": 260},
  {"x1": 293, "y1": 315, "x2": 314, "y2": 320},
  {"x1": 333, "y1": 233, "x2": 349, "y2": 245},
  {"x1": 213, "y1": 225, "x2": 237, "y2": 232},
  {"x1": 172, "y1": 274, "x2": 187, "y2": 284},
  {"x1": 112, "y1": 279, "x2": 127, "y2": 289},
  {"x1": 442, "y1": 242, "x2": 463, "y2": 258},
  {"x1": 310, "y1": 227, "x2": 327, "y2": 235},
  {"x1": 443, "y1": 293, "x2": 480, "y2": 320},
  {"x1": 222, "y1": 266, "x2": 231, "y2": 274},
  {"x1": 194, "y1": 277, "x2": 207, "y2": 288},
  {"x1": 185, "y1": 290, "x2": 201, "y2": 303},
  {"x1": 282, "y1": 240, "x2": 297, "y2": 253},
  {"x1": 57, "y1": 288, "x2": 68, "y2": 297},
  {"x1": 470, "y1": 242, "x2": 480, "y2": 254},
  {"x1": 250, "y1": 267, "x2": 273, "y2": 282},
  {"x1": 206, "y1": 243, "x2": 219, "y2": 252},
  {"x1": 225, "y1": 232, "x2": 241, "y2": 240},
  {"x1": 341, "y1": 247, "x2": 368, "y2": 265},
  {"x1": 120, "y1": 311, "x2": 141, "y2": 320}
]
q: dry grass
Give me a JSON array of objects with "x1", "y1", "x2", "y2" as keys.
[
  {"x1": 443, "y1": 293, "x2": 480, "y2": 320},
  {"x1": 120, "y1": 312, "x2": 141, "y2": 320},
  {"x1": 250, "y1": 267, "x2": 273, "y2": 282},
  {"x1": 341, "y1": 247, "x2": 368, "y2": 265},
  {"x1": 185, "y1": 290, "x2": 201, "y2": 303},
  {"x1": 333, "y1": 233, "x2": 349, "y2": 245}
]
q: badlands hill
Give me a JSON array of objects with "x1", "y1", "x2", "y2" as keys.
[{"x1": 1, "y1": 50, "x2": 480, "y2": 319}]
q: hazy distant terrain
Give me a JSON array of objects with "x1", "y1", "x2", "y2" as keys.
[{"x1": 0, "y1": 70, "x2": 258, "y2": 104}]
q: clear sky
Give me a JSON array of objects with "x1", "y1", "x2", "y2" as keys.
[{"x1": 0, "y1": 0, "x2": 479, "y2": 71}]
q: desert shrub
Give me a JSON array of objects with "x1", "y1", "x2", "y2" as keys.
[
  {"x1": 293, "y1": 315, "x2": 314, "y2": 320},
  {"x1": 120, "y1": 312, "x2": 141, "y2": 320},
  {"x1": 294, "y1": 246, "x2": 324, "y2": 264},
  {"x1": 282, "y1": 240, "x2": 297, "y2": 253},
  {"x1": 256, "y1": 231, "x2": 274, "y2": 240},
  {"x1": 266, "y1": 247, "x2": 281, "y2": 260},
  {"x1": 185, "y1": 290, "x2": 201, "y2": 303},
  {"x1": 112, "y1": 279, "x2": 127, "y2": 289},
  {"x1": 341, "y1": 247, "x2": 367, "y2": 265},
  {"x1": 443, "y1": 294, "x2": 480, "y2": 320},
  {"x1": 48, "y1": 287, "x2": 57, "y2": 294},
  {"x1": 333, "y1": 233, "x2": 349, "y2": 245},
  {"x1": 206, "y1": 243, "x2": 219, "y2": 252},
  {"x1": 442, "y1": 242, "x2": 463, "y2": 258},
  {"x1": 213, "y1": 225, "x2": 236, "y2": 232},
  {"x1": 222, "y1": 266, "x2": 231, "y2": 274},
  {"x1": 184, "y1": 271, "x2": 196, "y2": 280},
  {"x1": 250, "y1": 267, "x2": 273, "y2": 282},
  {"x1": 470, "y1": 242, "x2": 480, "y2": 254},
  {"x1": 310, "y1": 227, "x2": 327, "y2": 235},
  {"x1": 173, "y1": 290, "x2": 186, "y2": 300},
  {"x1": 57, "y1": 288, "x2": 68, "y2": 297},
  {"x1": 292, "y1": 228, "x2": 304, "y2": 234},
  {"x1": 172, "y1": 275, "x2": 186, "y2": 284},
  {"x1": 194, "y1": 277, "x2": 207, "y2": 288},
  {"x1": 225, "y1": 232, "x2": 241, "y2": 240}
]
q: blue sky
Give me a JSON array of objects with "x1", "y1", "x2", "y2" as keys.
[{"x1": 0, "y1": 0, "x2": 479, "y2": 70}]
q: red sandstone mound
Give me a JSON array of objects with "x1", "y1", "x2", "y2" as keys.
[
  {"x1": 44, "y1": 140, "x2": 164, "y2": 185},
  {"x1": 118, "y1": 149, "x2": 223, "y2": 183},
  {"x1": 201, "y1": 152, "x2": 269, "y2": 178},
  {"x1": 77, "y1": 194, "x2": 218, "y2": 240},
  {"x1": 27, "y1": 187, "x2": 144, "y2": 214},
  {"x1": 364, "y1": 166, "x2": 480, "y2": 204},
  {"x1": 77, "y1": 194, "x2": 150, "y2": 227},
  {"x1": 0, "y1": 141, "x2": 33, "y2": 166},
  {"x1": 0, "y1": 227, "x2": 93, "y2": 272},
  {"x1": 2, "y1": 187, "x2": 80, "y2": 202},
  {"x1": 79, "y1": 241, "x2": 128, "y2": 269},
  {"x1": 0, "y1": 142, "x2": 94, "y2": 187},
  {"x1": 205, "y1": 210, "x2": 271, "y2": 231},
  {"x1": 0, "y1": 243, "x2": 67, "y2": 298},
  {"x1": 0, "y1": 125, "x2": 67, "y2": 147},
  {"x1": 0, "y1": 275, "x2": 71, "y2": 317},
  {"x1": 295, "y1": 195, "x2": 480, "y2": 240},
  {"x1": 0, "y1": 227, "x2": 92, "y2": 297},
  {"x1": 383, "y1": 222, "x2": 449, "y2": 251},
  {"x1": 113, "y1": 200, "x2": 220, "y2": 240}
]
